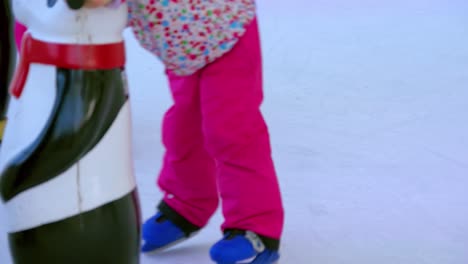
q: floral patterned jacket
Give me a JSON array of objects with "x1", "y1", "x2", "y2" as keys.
[{"x1": 125, "y1": 0, "x2": 256, "y2": 76}]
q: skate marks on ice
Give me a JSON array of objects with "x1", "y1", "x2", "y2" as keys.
[{"x1": 258, "y1": 1, "x2": 468, "y2": 264}]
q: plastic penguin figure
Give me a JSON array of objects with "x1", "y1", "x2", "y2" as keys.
[
  {"x1": 0, "y1": 0, "x2": 15, "y2": 142},
  {"x1": 0, "y1": 1, "x2": 141, "y2": 263}
]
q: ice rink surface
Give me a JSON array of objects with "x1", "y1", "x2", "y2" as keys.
[{"x1": 1, "y1": 0, "x2": 468, "y2": 263}]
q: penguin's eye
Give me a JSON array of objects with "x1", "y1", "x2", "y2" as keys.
[{"x1": 47, "y1": 0, "x2": 58, "y2": 8}]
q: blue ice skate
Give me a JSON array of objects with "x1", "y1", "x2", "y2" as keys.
[
  {"x1": 141, "y1": 202, "x2": 200, "y2": 253},
  {"x1": 210, "y1": 230, "x2": 280, "y2": 264}
]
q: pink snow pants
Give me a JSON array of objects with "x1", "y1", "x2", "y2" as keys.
[
  {"x1": 160, "y1": 18, "x2": 284, "y2": 239},
  {"x1": 14, "y1": 22, "x2": 27, "y2": 52}
]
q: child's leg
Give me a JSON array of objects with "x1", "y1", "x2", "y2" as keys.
[
  {"x1": 158, "y1": 72, "x2": 219, "y2": 228},
  {"x1": 200, "y1": 18, "x2": 284, "y2": 240},
  {"x1": 14, "y1": 21, "x2": 27, "y2": 51}
]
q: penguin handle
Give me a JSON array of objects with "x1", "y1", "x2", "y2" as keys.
[{"x1": 66, "y1": 0, "x2": 85, "y2": 10}]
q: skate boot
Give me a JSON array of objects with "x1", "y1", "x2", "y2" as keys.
[
  {"x1": 141, "y1": 201, "x2": 200, "y2": 253},
  {"x1": 210, "y1": 229, "x2": 280, "y2": 264}
]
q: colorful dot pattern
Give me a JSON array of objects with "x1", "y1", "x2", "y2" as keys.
[{"x1": 128, "y1": 0, "x2": 256, "y2": 75}]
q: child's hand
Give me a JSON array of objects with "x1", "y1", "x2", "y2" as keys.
[{"x1": 84, "y1": 0, "x2": 113, "y2": 8}]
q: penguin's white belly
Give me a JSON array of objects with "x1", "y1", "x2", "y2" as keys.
[{"x1": 0, "y1": 64, "x2": 57, "y2": 167}]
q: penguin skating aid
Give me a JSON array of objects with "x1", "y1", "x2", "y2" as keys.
[{"x1": 0, "y1": 1, "x2": 141, "y2": 263}]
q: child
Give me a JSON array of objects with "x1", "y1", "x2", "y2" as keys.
[{"x1": 15, "y1": 1, "x2": 284, "y2": 263}]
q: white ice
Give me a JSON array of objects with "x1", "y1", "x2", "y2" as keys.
[{"x1": 1, "y1": 0, "x2": 468, "y2": 263}]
